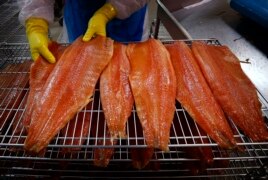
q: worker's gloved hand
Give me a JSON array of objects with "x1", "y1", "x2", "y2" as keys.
[
  {"x1": 26, "y1": 18, "x2": 56, "y2": 63},
  {"x1": 83, "y1": 3, "x2": 117, "y2": 41}
]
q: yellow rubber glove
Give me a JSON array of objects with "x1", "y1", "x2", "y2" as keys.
[
  {"x1": 83, "y1": 3, "x2": 117, "y2": 41},
  {"x1": 26, "y1": 18, "x2": 56, "y2": 63}
]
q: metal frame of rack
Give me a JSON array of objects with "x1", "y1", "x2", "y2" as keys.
[{"x1": 0, "y1": 40, "x2": 267, "y2": 179}]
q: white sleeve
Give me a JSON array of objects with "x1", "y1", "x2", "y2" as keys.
[
  {"x1": 108, "y1": 0, "x2": 150, "y2": 19},
  {"x1": 18, "y1": 0, "x2": 55, "y2": 25}
]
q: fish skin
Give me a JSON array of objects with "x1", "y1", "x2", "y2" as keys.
[
  {"x1": 192, "y1": 41, "x2": 268, "y2": 142},
  {"x1": 127, "y1": 38, "x2": 176, "y2": 152},
  {"x1": 92, "y1": 113, "x2": 117, "y2": 167},
  {"x1": 130, "y1": 147, "x2": 154, "y2": 169},
  {"x1": 165, "y1": 41, "x2": 237, "y2": 149},
  {"x1": 100, "y1": 42, "x2": 134, "y2": 139},
  {"x1": 93, "y1": 138, "x2": 117, "y2": 167},
  {"x1": 128, "y1": 110, "x2": 155, "y2": 170},
  {"x1": 24, "y1": 36, "x2": 113, "y2": 153},
  {"x1": 129, "y1": 113, "x2": 155, "y2": 170}
]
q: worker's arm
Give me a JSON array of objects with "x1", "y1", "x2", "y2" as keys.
[
  {"x1": 18, "y1": 0, "x2": 55, "y2": 63},
  {"x1": 83, "y1": 0, "x2": 150, "y2": 41},
  {"x1": 109, "y1": 0, "x2": 150, "y2": 19},
  {"x1": 18, "y1": 0, "x2": 55, "y2": 24}
]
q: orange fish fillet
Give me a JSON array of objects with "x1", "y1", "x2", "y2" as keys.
[
  {"x1": 192, "y1": 41, "x2": 268, "y2": 142},
  {"x1": 100, "y1": 42, "x2": 134, "y2": 139},
  {"x1": 24, "y1": 36, "x2": 113, "y2": 153},
  {"x1": 22, "y1": 42, "x2": 65, "y2": 131},
  {"x1": 92, "y1": 113, "x2": 117, "y2": 167},
  {"x1": 130, "y1": 147, "x2": 154, "y2": 169},
  {"x1": 165, "y1": 41, "x2": 236, "y2": 149},
  {"x1": 9, "y1": 43, "x2": 64, "y2": 152},
  {"x1": 94, "y1": 141, "x2": 116, "y2": 167},
  {"x1": 128, "y1": 115, "x2": 155, "y2": 169},
  {"x1": 127, "y1": 38, "x2": 176, "y2": 152}
]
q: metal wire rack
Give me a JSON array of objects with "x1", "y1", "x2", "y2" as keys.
[{"x1": 0, "y1": 40, "x2": 267, "y2": 179}]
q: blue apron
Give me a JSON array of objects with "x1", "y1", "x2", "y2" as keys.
[{"x1": 64, "y1": 0, "x2": 147, "y2": 43}]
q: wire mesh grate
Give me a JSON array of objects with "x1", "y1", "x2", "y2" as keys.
[{"x1": 0, "y1": 40, "x2": 267, "y2": 178}]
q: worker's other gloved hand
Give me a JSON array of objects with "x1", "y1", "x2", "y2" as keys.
[
  {"x1": 83, "y1": 3, "x2": 117, "y2": 41},
  {"x1": 26, "y1": 18, "x2": 56, "y2": 63}
]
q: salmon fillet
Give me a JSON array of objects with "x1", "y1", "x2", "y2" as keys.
[
  {"x1": 192, "y1": 41, "x2": 268, "y2": 142},
  {"x1": 128, "y1": 113, "x2": 155, "y2": 170},
  {"x1": 100, "y1": 42, "x2": 134, "y2": 139},
  {"x1": 127, "y1": 38, "x2": 176, "y2": 152},
  {"x1": 130, "y1": 147, "x2": 154, "y2": 169},
  {"x1": 22, "y1": 42, "x2": 65, "y2": 131},
  {"x1": 165, "y1": 41, "x2": 236, "y2": 149},
  {"x1": 9, "y1": 42, "x2": 64, "y2": 151},
  {"x1": 24, "y1": 36, "x2": 113, "y2": 153},
  {"x1": 92, "y1": 113, "x2": 117, "y2": 167},
  {"x1": 94, "y1": 142, "x2": 116, "y2": 167}
]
